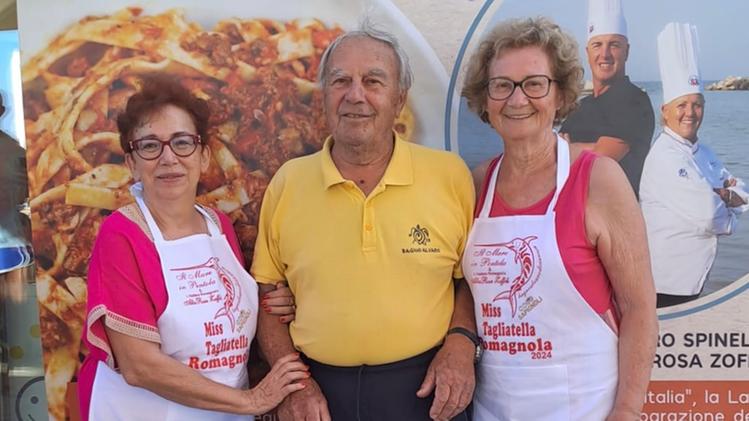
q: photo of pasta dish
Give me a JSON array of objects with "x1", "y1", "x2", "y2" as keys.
[{"x1": 20, "y1": 7, "x2": 416, "y2": 419}]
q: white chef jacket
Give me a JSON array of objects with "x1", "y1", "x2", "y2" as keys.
[{"x1": 640, "y1": 127, "x2": 749, "y2": 296}]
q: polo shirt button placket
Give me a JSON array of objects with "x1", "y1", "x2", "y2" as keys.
[{"x1": 362, "y1": 200, "x2": 376, "y2": 251}]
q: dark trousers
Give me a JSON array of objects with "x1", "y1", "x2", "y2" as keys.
[
  {"x1": 303, "y1": 348, "x2": 470, "y2": 421},
  {"x1": 657, "y1": 292, "x2": 701, "y2": 308}
]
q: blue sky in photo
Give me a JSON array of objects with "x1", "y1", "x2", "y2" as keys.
[{"x1": 491, "y1": 0, "x2": 749, "y2": 82}]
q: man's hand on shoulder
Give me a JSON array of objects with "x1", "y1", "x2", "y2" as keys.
[
  {"x1": 276, "y1": 377, "x2": 330, "y2": 421},
  {"x1": 416, "y1": 335, "x2": 475, "y2": 421}
]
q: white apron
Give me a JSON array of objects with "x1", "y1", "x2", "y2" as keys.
[
  {"x1": 464, "y1": 137, "x2": 618, "y2": 421},
  {"x1": 90, "y1": 186, "x2": 258, "y2": 420}
]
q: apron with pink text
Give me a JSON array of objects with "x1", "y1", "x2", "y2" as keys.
[
  {"x1": 464, "y1": 137, "x2": 618, "y2": 421},
  {"x1": 89, "y1": 185, "x2": 258, "y2": 420}
]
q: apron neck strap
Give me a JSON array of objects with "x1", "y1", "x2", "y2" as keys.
[
  {"x1": 134, "y1": 195, "x2": 222, "y2": 242},
  {"x1": 135, "y1": 195, "x2": 166, "y2": 243},
  {"x1": 548, "y1": 135, "x2": 570, "y2": 214},
  {"x1": 478, "y1": 155, "x2": 502, "y2": 219},
  {"x1": 195, "y1": 205, "x2": 223, "y2": 236},
  {"x1": 478, "y1": 134, "x2": 571, "y2": 218}
]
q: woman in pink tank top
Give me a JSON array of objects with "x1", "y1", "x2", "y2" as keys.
[{"x1": 460, "y1": 17, "x2": 657, "y2": 421}]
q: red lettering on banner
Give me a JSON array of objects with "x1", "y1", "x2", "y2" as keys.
[{"x1": 643, "y1": 381, "x2": 749, "y2": 419}]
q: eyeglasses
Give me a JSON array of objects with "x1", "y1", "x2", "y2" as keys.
[
  {"x1": 486, "y1": 75, "x2": 558, "y2": 101},
  {"x1": 129, "y1": 133, "x2": 202, "y2": 160}
]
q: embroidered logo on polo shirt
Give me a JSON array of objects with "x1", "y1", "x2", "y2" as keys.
[
  {"x1": 403, "y1": 224, "x2": 440, "y2": 254},
  {"x1": 678, "y1": 168, "x2": 688, "y2": 178},
  {"x1": 409, "y1": 224, "x2": 430, "y2": 245}
]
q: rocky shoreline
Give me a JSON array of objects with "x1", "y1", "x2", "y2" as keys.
[{"x1": 706, "y1": 76, "x2": 749, "y2": 91}]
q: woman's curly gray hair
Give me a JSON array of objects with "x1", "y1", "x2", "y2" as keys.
[{"x1": 461, "y1": 17, "x2": 583, "y2": 125}]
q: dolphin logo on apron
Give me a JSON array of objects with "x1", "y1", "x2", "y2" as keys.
[
  {"x1": 173, "y1": 257, "x2": 242, "y2": 331},
  {"x1": 477, "y1": 236, "x2": 539, "y2": 317}
]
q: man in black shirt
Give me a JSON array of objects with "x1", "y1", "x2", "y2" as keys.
[{"x1": 560, "y1": 0, "x2": 654, "y2": 197}]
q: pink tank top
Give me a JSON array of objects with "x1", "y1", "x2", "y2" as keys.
[{"x1": 476, "y1": 151, "x2": 616, "y2": 316}]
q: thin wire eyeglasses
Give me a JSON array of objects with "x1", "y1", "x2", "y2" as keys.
[
  {"x1": 486, "y1": 75, "x2": 558, "y2": 101},
  {"x1": 129, "y1": 133, "x2": 202, "y2": 160}
]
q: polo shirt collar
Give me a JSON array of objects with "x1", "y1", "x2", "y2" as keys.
[{"x1": 320, "y1": 132, "x2": 414, "y2": 189}]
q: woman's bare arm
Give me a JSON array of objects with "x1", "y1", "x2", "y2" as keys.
[
  {"x1": 585, "y1": 157, "x2": 658, "y2": 420},
  {"x1": 106, "y1": 327, "x2": 307, "y2": 415}
]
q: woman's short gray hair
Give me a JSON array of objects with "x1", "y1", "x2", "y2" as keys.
[
  {"x1": 318, "y1": 21, "x2": 413, "y2": 92},
  {"x1": 461, "y1": 17, "x2": 583, "y2": 125}
]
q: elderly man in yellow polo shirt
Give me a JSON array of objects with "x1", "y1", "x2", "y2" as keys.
[{"x1": 252, "y1": 23, "x2": 478, "y2": 421}]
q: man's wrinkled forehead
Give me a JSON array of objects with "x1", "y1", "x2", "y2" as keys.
[
  {"x1": 587, "y1": 33, "x2": 628, "y2": 47},
  {"x1": 327, "y1": 66, "x2": 391, "y2": 80},
  {"x1": 325, "y1": 37, "x2": 398, "y2": 79}
]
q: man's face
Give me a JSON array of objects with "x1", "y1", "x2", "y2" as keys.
[
  {"x1": 586, "y1": 34, "x2": 629, "y2": 84},
  {"x1": 322, "y1": 37, "x2": 406, "y2": 147},
  {"x1": 662, "y1": 93, "x2": 704, "y2": 141}
]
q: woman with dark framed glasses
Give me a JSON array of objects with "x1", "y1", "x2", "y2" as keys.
[
  {"x1": 461, "y1": 17, "x2": 656, "y2": 420},
  {"x1": 130, "y1": 132, "x2": 203, "y2": 160},
  {"x1": 78, "y1": 77, "x2": 307, "y2": 420}
]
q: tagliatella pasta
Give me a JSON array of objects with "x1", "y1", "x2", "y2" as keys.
[{"x1": 22, "y1": 7, "x2": 416, "y2": 419}]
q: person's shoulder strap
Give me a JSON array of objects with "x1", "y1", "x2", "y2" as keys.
[{"x1": 475, "y1": 156, "x2": 502, "y2": 217}]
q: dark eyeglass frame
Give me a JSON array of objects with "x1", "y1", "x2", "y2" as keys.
[
  {"x1": 486, "y1": 75, "x2": 558, "y2": 101},
  {"x1": 129, "y1": 133, "x2": 202, "y2": 161}
]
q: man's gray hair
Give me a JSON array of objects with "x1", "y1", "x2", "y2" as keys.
[{"x1": 317, "y1": 21, "x2": 413, "y2": 92}]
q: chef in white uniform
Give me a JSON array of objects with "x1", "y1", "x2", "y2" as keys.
[{"x1": 640, "y1": 22, "x2": 749, "y2": 308}]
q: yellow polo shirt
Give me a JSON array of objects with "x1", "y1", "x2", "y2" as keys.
[{"x1": 251, "y1": 135, "x2": 474, "y2": 366}]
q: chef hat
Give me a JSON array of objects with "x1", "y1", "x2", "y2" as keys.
[
  {"x1": 587, "y1": 0, "x2": 628, "y2": 40},
  {"x1": 657, "y1": 22, "x2": 702, "y2": 105}
]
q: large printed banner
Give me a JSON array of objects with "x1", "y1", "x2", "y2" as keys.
[
  {"x1": 16, "y1": 0, "x2": 749, "y2": 419},
  {"x1": 450, "y1": 3, "x2": 749, "y2": 421},
  {"x1": 16, "y1": 1, "x2": 465, "y2": 419}
]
